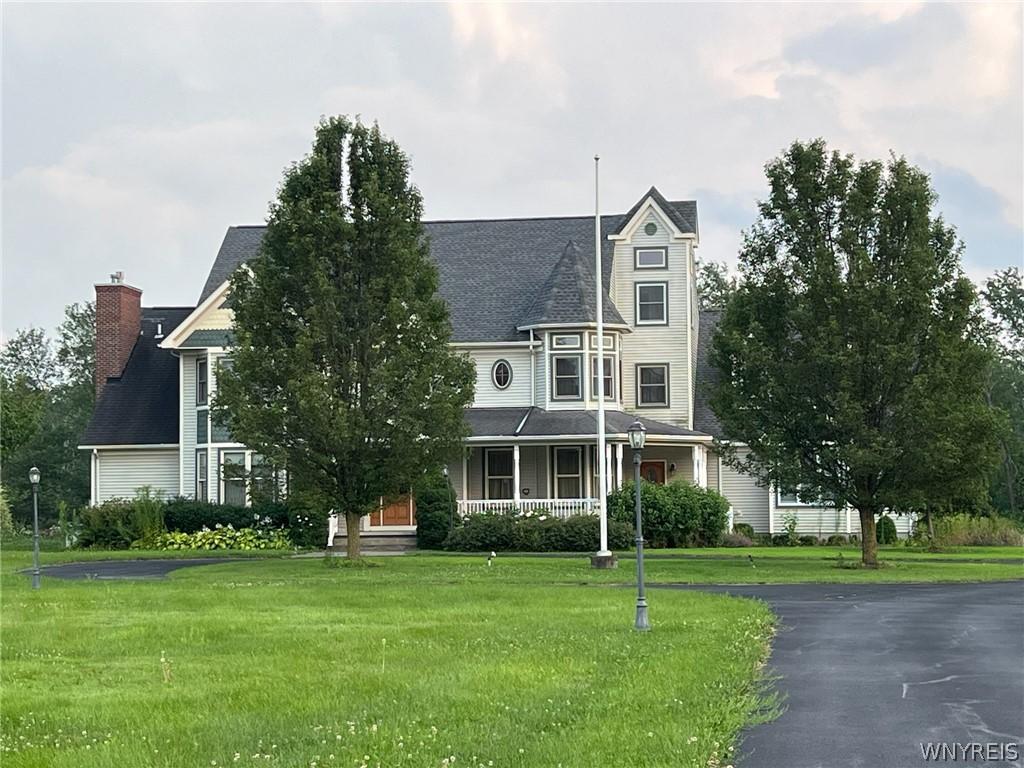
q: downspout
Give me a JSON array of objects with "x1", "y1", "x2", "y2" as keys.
[{"x1": 529, "y1": 329, "x2": 536, "y2": 406}]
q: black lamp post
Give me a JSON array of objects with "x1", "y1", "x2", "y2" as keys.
[
  {"x1": 627, "y1": 420, "x2": 649, "y2": 631},
  {"x1": 29, "y1": 466, "x2": 41, "y2": 590}
]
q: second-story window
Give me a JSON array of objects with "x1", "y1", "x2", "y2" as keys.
[
  {"x1": 590, "y1": 356, "x2": 614, "y2": 400},
  {"x1": 552, "y1": 355, "x2": 582, "y2": 400},
  {"x1": 635, "y1": 283, "x2": 668, "y2": 325},
  {"x1": 637, "y1": 364, "x2": 669, "y2": 407},
  {"x1": 196, "y1": 358, "x2": 208, "y2": 405}
]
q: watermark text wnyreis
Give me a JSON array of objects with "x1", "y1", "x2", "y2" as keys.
[{"x1": 920, "y1": 743, "x2": 1020, "y2": 762}]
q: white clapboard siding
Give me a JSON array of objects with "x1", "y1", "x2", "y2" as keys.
[
  {"x1": 470, "y1": 348, "x2": 533, "y2": 407},
  {"x1": 706, "y1": 452, "x2": 720, "y2": 493},
  {"x1": 718, "y1": 448, "x2": 771, "y2": 532},
  {"x1": 97, "y1": 449, "x2": 179, "y2": 502},
  {"x1": 772, "y1": 504, "x2": 914, "y2": 537},
  {"x1": 613, "y1": 207, "x2": 693, "y2": 428}
]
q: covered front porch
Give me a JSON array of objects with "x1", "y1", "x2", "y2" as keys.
[{"x1": 449, "y1": 407, "x2": 713, "y2": 518}]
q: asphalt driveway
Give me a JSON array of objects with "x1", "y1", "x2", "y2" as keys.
[
  {"x1": 664, "y1": 582, "x2": 1024, "y2": 768},
  {"x1": 39, "y1": 558, "x2": 236, "y2": 579}
]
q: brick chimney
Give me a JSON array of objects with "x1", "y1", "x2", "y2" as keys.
[{"x1": 95, "y1": 271, "x2": 142, "y2": 399}]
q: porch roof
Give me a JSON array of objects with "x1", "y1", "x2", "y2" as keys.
[{"x1": 464, "y1": 407, "x2": 711, "y2": 442}]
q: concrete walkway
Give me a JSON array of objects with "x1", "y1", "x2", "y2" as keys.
[{"x1": 661, "y1": 582, "x2": 1024, "y2": 768}]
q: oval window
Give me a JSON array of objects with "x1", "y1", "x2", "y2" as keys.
[{"x1": 491, "y1": 359, "x2": 512, "y2": 390}]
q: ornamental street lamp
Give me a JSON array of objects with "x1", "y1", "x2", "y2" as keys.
[
  {"x1": 29, "y1": 466, "x2": 41, "y2": 590},
  {"x1": 627, "y1": 420, "x2": 649, "y2": 631}
]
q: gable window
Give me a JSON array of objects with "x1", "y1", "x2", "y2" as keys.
[
  {"x1": 590, "y1": 356, "x2": 614, "y2": 400},
  {"x1": 552, "y1": 334, "x2": 581, "y2": 349},
  {"x1": 554, "y1": 447, "x2": 582, "y2": 498},
  {"x1": 195, "y1": 450, "x2": 208, "y2": 501},
  {"x1": 637, "y1": 364, "x2": 669, "y2": 407},
  {"x1": 635, "y1": 283, "x2": 668, "y2": 325},
  {"x1": 485, "y1": 448, "x2": 514, "y2": 500},
  {"x1": 635, "y1": 248, "x2": 667, "y2": 269},
  {"x1": 491, "y1": 359, "x2": 513, "y2": 390},
  {"x1": 196, "y1": 359, "x2": 208, "y2": 405},
  {"x1": 552, "y1": 355, "x2": 582, "y2": 400},
  {"x1": 221, "y1": 451, "x2": 247, "y2": 506}
]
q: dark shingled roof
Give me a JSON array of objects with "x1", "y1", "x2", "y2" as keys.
[
  {"x1": 197, "y1": 195, "x2": 697, "y2": 342},
  {"x1": 465, "y1": 407, "x2": 707, "y2": 439},
  {"x1": 517, "y1": 240, "x2": 625, "y2": 329},
  {"x1": 693, "y1": 309, "x2": 724, "y2": 438},
  {"x1": 82, "y1": 307, "x2": 193, "y2": 446}
]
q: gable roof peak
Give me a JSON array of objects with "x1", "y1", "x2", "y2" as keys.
[{"x1": 612, "y1": 186, "x2": 698, "y2": 238}]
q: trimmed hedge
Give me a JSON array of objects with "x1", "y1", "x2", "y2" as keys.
[
  {"x1": 607, "y1": 480, "x2": 730, "y2": 548},
  {"x1": 414, "y1": 472, "x2": 457, "y2": 550},
  {"x1": 443, "y1": 513, "x2": 633, "y2": 552},
  {"x1": 876, "y1": 515, "x2": 898, "y2": 545}
]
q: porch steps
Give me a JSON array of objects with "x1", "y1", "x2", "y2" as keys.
[{"x1": 328, "y1": 531, "x2": 417, "y2": 555}]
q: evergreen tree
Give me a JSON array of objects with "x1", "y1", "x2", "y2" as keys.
[
  {"x1": 711, "y1": 140, "x2": 1000, "y2": 565},
  {"x1": 215, "y1": 117, "x2": 475, "y2": 558}
]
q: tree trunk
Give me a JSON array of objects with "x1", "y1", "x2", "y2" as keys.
[
  {"x1": 345, "y1": 511, "x2": 363, "y2": 559},
  {"x1": 858, "y1": 508, "x2": 878, "y2": 567},
  {"x1": 925, "y1": 508, "x2": 935, "y2": 540}
]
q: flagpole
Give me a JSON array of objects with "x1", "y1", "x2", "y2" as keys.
[{"x1": 594, "y1": 154, "x2": 612, "y2": 561}]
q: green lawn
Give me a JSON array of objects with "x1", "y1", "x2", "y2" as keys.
[
  {"x1": 1, "y1": 552, "x2": 775, "y2": 768},
  {"x1": 616, "y1": 545, "x2": 1024, "y2": 563}
]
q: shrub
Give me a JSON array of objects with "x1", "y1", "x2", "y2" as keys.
[
  {"x1": 733, "y1": 522, "x2": 755, "y2": 539},
  {"x1": 443, "y1": 513, "x2": 632, "y2": 552},
  {"x1": 798, "y1": 535, "x2": 819, "y2": 547},
  {"x1": 876, "y1": 515, "x2": 898, "y2": 545},
  {"x1": 151, "y1": 525, "x2": 292, "y2": 551},
  {"x1": 721, "y1": 532, "x2": 753, "y2": 547},
  {"x1": 930, "y1": 514, "x2": 1024, "y2": 547},
  {"x1": 770, "y1": 534, "x2": 790, "y2": 547},
  {"x1": 825, "y1": 534, "x2": 849, "y2": 546},
  {"x1": 162, "y1": 498, "x2": 288, "y2": 533},
  {"x1": 284, "y1": 501, "x2": 328, "y2": 549},
  {"x1": 780, "y1": 512, "x2": 799, "y2": 546},
  {"x1": 414, "y1": 472, "x2": 457, "y2": 550},
  {"x1": 607, "y1": 480, "x2": 729, "y2": 548},
  {"x1": 78, "y1": 499, "x2": 136, "y2": 548}
]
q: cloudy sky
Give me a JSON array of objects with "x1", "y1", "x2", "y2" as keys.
[{"x1": 3, "y1": 2, "x2": 1022, "y2": 334}]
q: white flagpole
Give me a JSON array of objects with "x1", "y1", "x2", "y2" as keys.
[{"x1": 595, "y1": 155, "x2": 611, "y2": 558}]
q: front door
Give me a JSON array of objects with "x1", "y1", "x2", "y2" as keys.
[
  {"x1": 369, "y1": 495, "x2": 416, "y2": 526},
  {"x1": 640, "y1": 461, "x2": 666, "y2": 484}
]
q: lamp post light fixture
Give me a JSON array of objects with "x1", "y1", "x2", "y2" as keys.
[
  {"x1": 28, "y1": 466, "x2": 41, "y2": 590},
  {"x1": 627, "y1": 420, "x2": 650, "y2": 631}
]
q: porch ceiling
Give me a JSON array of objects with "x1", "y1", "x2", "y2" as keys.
[{"x1": 463, "y1": 406, "x2": 711, "y2": 442}]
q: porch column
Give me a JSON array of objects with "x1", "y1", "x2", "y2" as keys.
[
  {"x1": 696, "y1": 445, "x2": 708, "y2": 488},
  {"x1": 513, "y1": 444, "x2": 521, "y2": 505},
  {"x1": 615, "y1": 443, "x2": 624, "y2": 489},
  {"x1": 691, "y1": 445, "x2": 703, "y2": 488},
  {"x1": 461, "y1": 450, "x2": 468, "y2": 501},
  {"x1": 605, "y1": 443, "x2": 613, "y2": 494}
]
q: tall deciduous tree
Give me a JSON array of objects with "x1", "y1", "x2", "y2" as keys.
[
  {"x1": 695, "y1": 260, "x2": 737, "y2": 310},
  {"x1": 215, "y1": 117, "x2": 475, "y2": 558},
  {"x1": 1, "y1": 303, "x2": 95, "y2": 523},
  {"x1": 711, "y1": 140, "x2": 999, "y2": 565},
  {"x1": 982, "y1": 267, "x2": 1024, "y2": 519}
]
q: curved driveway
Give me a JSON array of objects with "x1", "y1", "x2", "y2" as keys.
[
  {"x1": 40, "y1": 558, "x2": 236, "y2": 579},
  {"x1": 664, "y1": 582, "x2": 1024, "y2": 768}
]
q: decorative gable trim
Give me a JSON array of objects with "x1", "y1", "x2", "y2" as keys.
[
  {"x1": 159, "y1": 279, "x2": 233, "y2": 350},
  {"x1": 608, "y1": 196, "x2": 696, "y2": 243}
]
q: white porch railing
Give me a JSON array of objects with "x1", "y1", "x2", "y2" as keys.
[{"x1": 457, "y1": 498, "x2": 598, "y2": 519}]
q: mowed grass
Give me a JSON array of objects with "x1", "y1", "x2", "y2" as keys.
[
  {"x1": 614, "y1": 545, "x2": 1024, "y2": 563},
  {"x1": 1, "y1": 553, "x2": 775, "y2": 768}
]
